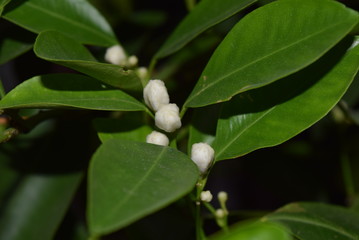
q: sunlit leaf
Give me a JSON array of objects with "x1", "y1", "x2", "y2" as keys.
[
  {"x1": 3, "y1": 0, "x2": 117, "y2": 46},
  {"x1": 88, "y1": 139, "x2": 199, "y2": 236},
  {"x1": 34, "y1": 31, "x2": 142, "y2": 91},
  {"x1": 210, "y1": 221, "x2": 292, "y2": 240},
  {"x1": 0, "y1": 74, "x2": 146, "y2": 111},
  {"x1": 184, "y1": 0, "x2": 359, "y2": 108},
  {"x1": 265, "y1": 202, "x2": 359, "y2": 240},
  {"x1": 214, "y1": 37, "x2": 359, "y2": 160}
]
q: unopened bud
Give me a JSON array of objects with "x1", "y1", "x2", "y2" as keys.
[
  {"x1": 105, "y1": 45, "x2": 127, "y2": 65},
  {"x1": 200, "y1": 190, "x2": 213, "y2": 202},
  {"x1": 191, "y1": 143, "x2": 214, "y2": 174},
  {"x1": 218, "y1": 191, "x2": 228, "y2": 203},
  {"x1": 143, "y1": 80, "x2": 170, "y2": 111},
  {"x1": 127, "y1": 55, "x2": 138, "y2": 67},
  {"x1": 146, "y1": 131, "x2": 169, "y2": 146},
  {"x1": 155, "y1": 104, "x2": 181, "y2": 132},
  {"x1": 215, "y1": 209, "x2": 226, "y2": 218},
  {"x1": 137, "y1": 67, "x2": 148, "y2": 80}
]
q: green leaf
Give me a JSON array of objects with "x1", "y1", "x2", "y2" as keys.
[
  {"x1": 214, "y1": 37, "x2": 359, "y2": 161},
  {"x1": 88, "y1": 139, "x2": 199, "y2": 236},
  {"x1": 155, "y1": 0, "x2": 256, "y2": 59},
  {"x1": 34, "y1": 31, "x2": 142, "y2": 91},
  {"x1": 210, "y1": 221, "x2": 292, "y2": 240},
  {"x1": 264, "y1": 202, "x2": 359, "y2": 240},
  {"x1": 0, "y1": 74, "x2": 146, "y2": 111},
  {"x1": 3, "y1": 0, "x2": 117, "y2": 46},
  {"x1": 0, "y1": 28, "x2": 35, "y2": 65},
  {"x1": 93, "y1": 115, "x2": 152, "y2": 143},
  {"x1": 184, "y1": 0, "x2": 359, "y2": 108},
  {"x1": 0, "y1": 173, "x2": 82, "y2": 240}
]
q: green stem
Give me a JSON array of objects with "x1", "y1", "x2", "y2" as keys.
[
  {"x1": 203, "y1": 202, "x2": 216, "y2": 215},
  {"x1": 180, "y1": 106, "x2": 188, "y2": 119},
  {"x1": 147, "y1": 58, "x2": 158, "y2": 83},
  {"x1": 185, "y1": 0, "x2": 196, "y2": 11},
  {"x1": 195, "y1": 178, "x2": 208, "y2": 240},
  {"x1": 0, "y1": 78, "x2": 6, "y2": 99},
  {"x1": 196, "y1": 202, "x2": 204, "y2": 240},
  {"x1": 341, "y1": 153, "x2": 355, "y2": 202}
]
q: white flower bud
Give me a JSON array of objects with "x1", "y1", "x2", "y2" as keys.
[
  {"x1": 191, "y1": 143, "x2": 215, "y2": 174},
  {"x1": 215, "y1": 209, "x2": 226, "y2": 218},
  {"x1": 143, "y1": 80, "x2": 170, "y2": 111},
  {"x1": 105, "y1": 45, "x2": 127, "y2": 65},
  {"x1": 200, "y1": 190, "x2": 213, "y2": 202},
  {"x1": 137, "y1": 67, "x2": 148, "y2": 80},
  {"x1": 146, "y1": 131, "x2": 169, "y2": 146},
  {"x1": 127, "y1": 55, "x2": 138, "y2": 67},
  {"x1": 155, "y1": 104, "x2": 181, "y2": 132},
  {"x1": 218, "y1": 191, "x2": 228, "y2": 203}
]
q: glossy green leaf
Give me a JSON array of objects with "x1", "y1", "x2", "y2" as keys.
[
  {"x1": 264, "y1": 202, "x2": 359, "y2": 240},
  {"x1": 155, "y1": 0, "x2": 256, "y2": 59},
  {"x1": 214, "y1": 37, "x2": 359, "y2": 160},
  {"x1": 34, "y1": 31, "x2": 142, "y2": 91},
  {"x1": 88, "y1": 139, "x2": 199, "y2": 235},
  {"x1": 0, "y1": 173, "x2": 82, "y2": 240},
  {"x1": 0, "y1": 28, "x2": 35, "y2": 65},
  {"x1": 93, "y1": 115, "x2": 152, "y2": 143},
  {"x1": 3, "y1": 0, "x2": 116, "y2": 46},
  {"x1": 184, "y1": 0, "x2": 359, "y2": 108},
  {"x1": 0, "y1": 74, "x2": 146, "y2": 111},
  {"x1": 210, "y1": 221, "x2": 292, "y2": 240}
]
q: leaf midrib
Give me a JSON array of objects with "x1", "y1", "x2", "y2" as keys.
[
  {"x1": 0, "y1": 97, "x2": 145, "y2": 110},
  {"x1": 268, "y1": 215, "x2": 358, "y2": 239},
  {"x1": 186, "y1": 18, "x2": 353, "y2": 106},
  {"x1": 26, "y1": 1, "x2": 114, "y2": 43},
  {"x1": 101, "y1": 147, "x2": 167, "y2": 226}
]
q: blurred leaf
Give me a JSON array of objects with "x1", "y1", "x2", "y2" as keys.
[
  {"x1": 3, "y1": 0, "x2": 117, "y2": 46},
  {"x1": 213, "y1": 37, "x2": 359, "y2": 160},
  {"x1": 0, "y1": 150, "x2": 18, "y2": 205},
  {"x1": 0, "y1": 0, "x2": 11, "y2": 16},
  {"x1": 88, "y1": 139, "x2": 199, "y2": 236},
  {"x1": 184, "y1": 0, "x2": 359, "y2": 108},
  {"x1": 0, "y1": 74, "x2": 146, "y2": 111},
  {"x1": 129, "y1": 10, "x2": 167, "y2": 28},
  {"x1": 0, "y1": 173, "x2": 82, "y2": 240},
  {"x1": 0, "y1": 28, "x2": 35, "y2": 65},
  {"x1": 210, "y1": 221, "x2": 292, "y2": 240},
  {"x1": 34, "y1": 31, "x2": 142, "y2": 91},
  {"x1": 93, "y1": 115, "x2": 152, "y2": 143},
  {"x1": 264, "y1": 202, "x2": 359, "y2": 240},
  {"x1": 155, "y1": 0, "x2": 256, "y2": 58}
]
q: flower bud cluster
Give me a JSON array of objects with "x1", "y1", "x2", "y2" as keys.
[
  {"x1": 144, "y1": 80, "x2": 181, "y2": 133},
  {"x1": 105, "y1": 45, "x2": 138, "y2": 68},
  {"x1": 200, "y1": 190, "x2": 213, "y2": 202},
  {"x1": 144, "y1": 79, "x2": 182, "y2": 146}
]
